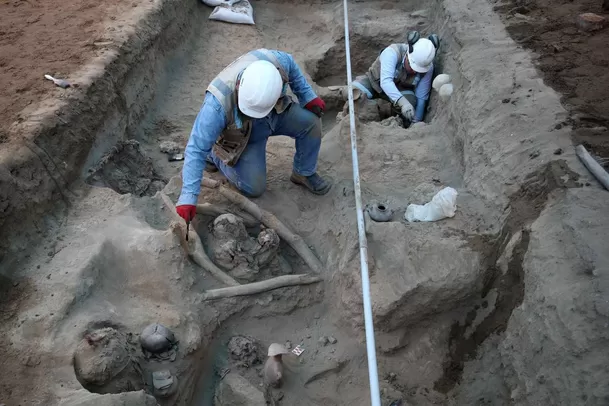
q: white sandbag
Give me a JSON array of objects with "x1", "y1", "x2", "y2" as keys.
[
  {"x1": 201, "y1": 0, "x2": 239, "y2": 6},
  {"x1": 404, "y1": 187, "x2": 458, "y2": 222},
  {"x1": 209, "y1": 0, "x2": 254, "y2": 25},
  {"x1": 432, "y1": 74, "x2": 451, "y2": 92},
  {"x1": 438, "y1": 83, "x2": 453, "y2": 101}
]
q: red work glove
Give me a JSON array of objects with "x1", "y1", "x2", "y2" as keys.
[
  {"x1": 305, "y1": 97, "x2": 326, "y2": 117},
  {"x1": 176, "y1": 205, "x2": 196, "y2": 222}
]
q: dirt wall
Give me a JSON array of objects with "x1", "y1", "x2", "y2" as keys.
[
  {"x1": 0, "y1": 0, "x2": 200, "y2": 256},
  {"x1": 1, "y1": 0, "x2": 608, "y2": 404}
]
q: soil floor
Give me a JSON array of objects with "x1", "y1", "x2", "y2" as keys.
[
  {"x1": 1, "y1": 0, "x2": 609, "y2": 405},
  {"x1": 0, "y1": 0, "x2": 128, "y2": 141},
  {"x1": 495, "y1": 0, "x2": 609, "y2": 162}
]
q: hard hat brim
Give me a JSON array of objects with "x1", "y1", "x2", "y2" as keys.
[
  {"x1": 238, "y1": 97, "x2": 274, "y2": 119},
  {"x1": 407, "y1": 52, "x2": 432, "y2": 73}
]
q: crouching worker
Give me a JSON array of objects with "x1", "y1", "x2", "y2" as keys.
[
  {"x1": 352, "y1": 32, "x2": 439, "y2": 125},
  {"x1": 175, "y1": 49, "x2": 331, "y2": 222}
]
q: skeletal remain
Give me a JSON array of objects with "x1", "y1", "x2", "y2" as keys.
[
  {"x1": 202, "y1": 178, "x2": 325, "y2": 274},
  {"x1": 200, "y1": 274, "x2": 322, "y2": 301},
  {"x1": 209, "y1": 214, "x2": 280, "y2": 282},
  {"x1": 160, "y1": 192, "x2": 239, "y2": 286}
]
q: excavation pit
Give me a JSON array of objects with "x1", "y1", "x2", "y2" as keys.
[{"x1": 1, "y1": 0, "x2": 608, "y2": 405}]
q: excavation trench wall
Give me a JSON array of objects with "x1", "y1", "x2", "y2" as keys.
[
  {"x1": 1, "y1": 0, "x2": 608, "y2": 405},
  {"x1": 0, "y1": 0, "x2": 202, "y2": 257}
]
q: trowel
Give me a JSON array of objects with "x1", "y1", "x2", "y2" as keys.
[{"x1": 44, "y1": 74, "x2": 71, "y2": 88}]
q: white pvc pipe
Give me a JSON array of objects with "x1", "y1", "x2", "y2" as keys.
[{"x1": 341, "y1": 1, "x2": 382, "y2": 405}]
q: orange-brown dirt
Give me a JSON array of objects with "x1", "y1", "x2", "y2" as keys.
[
  {"x1": 496, "y1": 0, "x2": 609, "y2": 164},
  {"x1": 0, "y1": 0, "x2": 125, "y2": 141}
]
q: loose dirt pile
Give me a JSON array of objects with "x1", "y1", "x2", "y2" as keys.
[{"x1": 1, "y1": 0, "x2": 609, "y2": 405}]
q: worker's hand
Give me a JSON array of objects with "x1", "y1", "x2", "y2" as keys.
[
  {"x1": 176, "y1": 204, "x2": 196, "y2": 222},
  {"x1": 412, "y1": 121, "x2": 426, "y2": 128},
  {"x1": 305, "y1": 97, "x2": 326, "y2": 117},
  {"x1": 396, "y1": 96, "x2": 415, "y2": 121}
]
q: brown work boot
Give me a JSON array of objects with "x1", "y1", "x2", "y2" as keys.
[{"x1": 290, "y1": 172, "x2": 332, "y2": 195}]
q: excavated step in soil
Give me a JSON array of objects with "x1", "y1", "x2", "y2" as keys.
[{"x1": 1, "y1": 0, "x2": 608, "y2": 405}]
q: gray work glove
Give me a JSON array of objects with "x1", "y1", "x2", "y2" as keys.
[{"x1": 395, "y1": 96, "x2": 415, "y2": 121}]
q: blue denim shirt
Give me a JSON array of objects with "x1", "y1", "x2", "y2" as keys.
[{"x1": 177, "y1": 51, "x2": 317, "y2": 206}]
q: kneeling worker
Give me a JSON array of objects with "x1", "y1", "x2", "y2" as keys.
[
  {"x1": 352, "y1": 32, "x2": 439, "y2": 124},
  {"x1": 175, "y1": 49, "x2": 330, "y2": 223}
]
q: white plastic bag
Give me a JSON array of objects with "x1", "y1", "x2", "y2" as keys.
[
  {"x1": 405, "y1": 187, "x2": 458, "y2": 222},
  {"x1": 201, "y1": 0, "x2": 239, "y2": 7},
  {"x1": 209, "y1": 0, "x2": 255, "y2": 25}
]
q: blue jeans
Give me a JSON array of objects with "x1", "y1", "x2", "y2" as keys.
[{"x1": 209, "y1": 102, "x2": 321, "y2": 197}]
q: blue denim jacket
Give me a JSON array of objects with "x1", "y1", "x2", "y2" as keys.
[{"x1": 177, "y1": 51, "x2": 317, "y2": 206}]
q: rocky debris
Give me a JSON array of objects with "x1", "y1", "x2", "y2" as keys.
[
  {"x1": 210, "y1": 214, "x2": 280, "y2": 283},
  {"x1": 228, "y1": 335, "x2": 263, "y2": 368},
  {"x1": 576, "y1": 13, "x2": 606, "y2": 32},
  {"x1": 285, "y1": 341, "x2": 292, "y2": 350},
  {"x1": 73, "y1": 328, "x2": 141, "y2": 393},
  {"x1": 159, "y1": 140, "x2": 180, "y2": 155},
  {"x1": 86, "y1": 140, "x2": 167, "y2": 197},
  {"x1": 318, "y1": 336, "x2": 329, "y2": 346},
  {"x1": 380, "y1": 116, "x2": 404, "y2": 128},
  {"x1": 328, "y1": 336, "x2": 337, "y2": 344},
  {"x1": 214, "y1": 373, "x2": 265, "y2": 406}
]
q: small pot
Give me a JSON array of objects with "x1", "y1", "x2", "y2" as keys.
[{"x1": 367, "y1": 202, "x2": 393, "y2": 222}]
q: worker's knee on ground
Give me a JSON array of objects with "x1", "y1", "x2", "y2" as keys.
[
  {"x1": 310, "y1": 114, "x2": 322, "y2": 138},
  {"x1": 301, "y1": 108, "x2": 322, "y2": 138},
  {"x1": 238, "y1": 173, "x2": 267, "y2": 198}
]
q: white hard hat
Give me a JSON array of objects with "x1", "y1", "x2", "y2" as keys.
[
  {"x1": 238, "y1": 60, "x2": 283, "y2": 119},
  {"x1": 407, "y1": 38, "x2": 436, "y2": 73}
]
